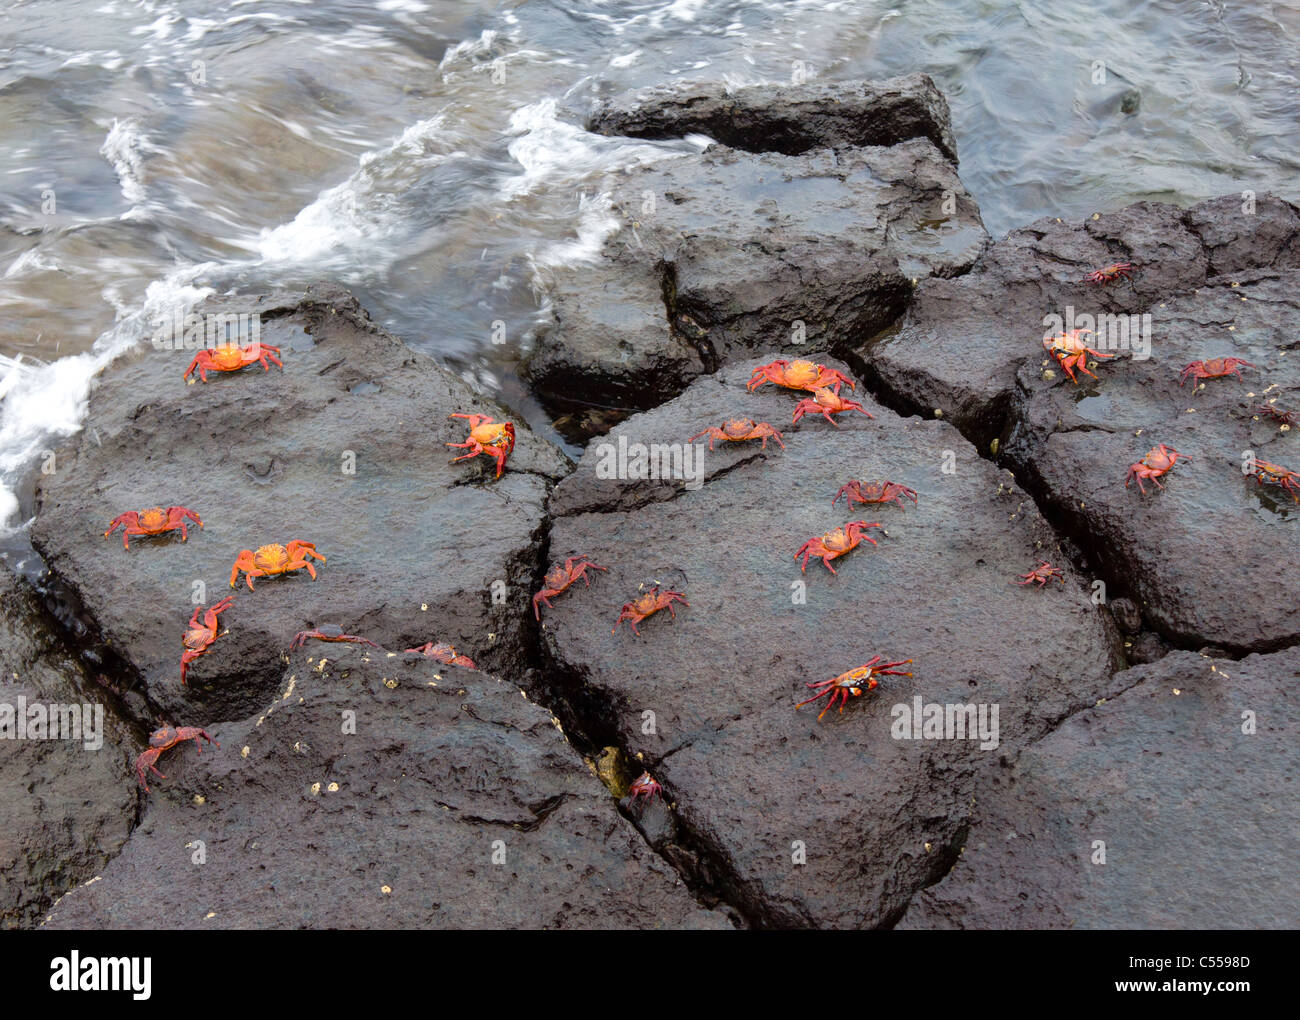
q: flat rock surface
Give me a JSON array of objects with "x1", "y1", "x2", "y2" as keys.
[
  {"x1": 41, "y1": 645, "x2": 726, "y2": 929},
  {"x1": 0, "y1": 569, "x2": 135, "y2": 928},
  {"x1": 31, "y1": 285, "x2": 570, "y2": 724},
  {"x1": 898, "y1": 648, "x2": 1300, "y2": 929},
  {"x1": 856, "y1": 195, "x2": 1300, "y2": 448},
  {"x1": 540, "y1": 357, "x2": 1124, "y2": 927},
  {"x1": 1004, "y1": 271, "x2": 1300, "y2": 651}
]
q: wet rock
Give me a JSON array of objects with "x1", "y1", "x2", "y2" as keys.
[
  {"x1": 854, "y1": 194, "x2": 1300, "y2": 450},
  {"x1": 41, "y1": 645, "x2": 727, "y2": 929},
  {"x1": 1108, "y1": 597, "x2": 1141, "y2": 634},
  {"x1": 1125, "y1": 631, "x2": 1170, "y2": 665},
  {"x1": 527, "y1": 79, "x2": 987, "y2": 426},
  {"x1": 588, "y1": 73, "x2": 960, "y2": 164},
  {"x1": 31, "y1": 285, "x2": 570, "y2": 725},
  {"x1": 539, "y1": 356, "x2": 1123, "y2": 928},
  {"x1": 898, "y1": 648, "x2": 1299, "y2": 929},
  {"x1": 0, "y1": 569, "x2": 134, "y2": 928},
  {"x1": 1003, "y1": 271, "x2": 1300, "y2": 652}
]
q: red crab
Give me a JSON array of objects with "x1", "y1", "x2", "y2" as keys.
[
  {"x1": 533, "y1": 555, "x2": 608, "y2": 620},
  {"x1": 795, "y1": 656, "x2": 913, "y2": 721},
  {"x1": 184, "y1": 342, "x2": 282, "y2": 382},
  {"x1": 406, "y1": 641, "x2": 476, "y2": 669},
  {"x1": 1016, "y1": 561, "x2": 1064, "y2": 587},
  {"x1": 689, "y1": 418, "x2": 785, "y2": 451},
  {"x1": 1180, "y1": 358, "x2": 1254, "y2": 387},
  {"x1": 832, "y1": 480, "x2": 918, "y2": 510},
  {"x1": 447, "y1": 413, "x2": 515, "y2": 479},
  {"x1": 747, "y1": 358, "x2": 855, "y2": 394},
  {"x1": 628, "y1": 771, "x2": 663, "y2": 805},
  {"x1": 289, "y1": 625, "x2": 378, "y2": 650},
  {"x1": 1084, "y1": 262, "x2": 1134, "y2": 285},
  {"x1": 1254, "y1": 403, "x2": 1297, "y2": 427},
  {"x1": 1125, "y1": 444, "x2": 1190, "y2": 494},
  {"x1": 180, "y1": 596, "x2": 234, "y2": 684},
  {"x1": 791, "y1": 387, "x2": 874, "y2": 426},
  {"x1": 1248, "y1": 460, "x2": 1300, "y2": 503},
  {"x1": 104, "y1": 505, "x2": 202, "y2": 549},
  {"x1": 230, "y1": 541, "x2": 324, "y2": 590},
  {"x1": 1043, "y1": 328, "x2": 1114, "y2": 384},
  {"x1": 795, "y1": 521, "x2": 884, "y2": 574},
  {"x1": 134, "y1": 725, "x2": 218, "y2": 792},
  {"x1": 612, "y1": 585, "x2": 689, "y2": 635}
]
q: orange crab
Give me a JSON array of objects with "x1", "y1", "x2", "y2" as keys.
[
  {"x1": 795, "y1": 521, "x2": 884, "y2": 574},
  {"x1": 229, "y1": 541, "x2": 324, "y2": 590},
  {"x1": 533, "y1": 555, "x2": 608, "y2": 620},
  {"x1": 447, "y1": 413, "x2": 515, "y2": 479},
  {"x1": 1125, "y1": 444, "x2": 1190, "y2": 494},
  {"x1": 1084, "y1": 261, "x2": 1134, "y2": 286},
  {"x1": 134, "y1": 725, "x2": 218, "y2": 792},
  {"x1": 104, "y1": 505, "x2": 202, "y2": 549},
  {"x1": 791, "y1": 387, "x2": 874, "y2": 426},
  {"x1": 612, "y1": 585, "x2": 689, "y2": 635},
  {"x1": 407, "y1": 641, "x2": 476, "y2": 669},
  {"x1": 1248, "y1": 460, "x2": 1300, "y2": 503},
  {"x1": 747, "y1": 358, "x2": 855, "y2": 394},
  {"x1": 184, "y1": 342, "x2": 282, "y2": 383},
  {"x1": 796, "y1": 656, "x2": 913, "y2": 721},
  {"x1": 628, "y1": 771, "x2": 663, "y2": 805},
  {"x1": 180, "y1": 596, "x2": 234, "y2": 684},
  {"x1": 1180, "y1": 358, "x2": 1254, "y2": 387},
  {"x1": 289, "y1": 625, "x2": 378, "y2": 650},
  {"x1": 1043, "y1": 328, "x2": 1114, "y2": 384},
  {"x1": 1016, "y1": 561, "x2": 1064, "y2": 587},
  {"x1": 689, "y1": 418, "x2": 785, "y2": 451},
  {"x1": 832, "y1": 480, "x2": 917, "y2": 510}
]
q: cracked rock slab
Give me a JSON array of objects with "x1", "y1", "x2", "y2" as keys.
[
  {"x1": 1003, "y1": 271, "x2": 1300, "y2": 652},
  {"x1": 0, "y1": 569, "x2": 135, "y2": 928},
  {"x1": 540, "y1": 357, "x2": 1123, "y2": 928},
  {"x1": 32, "y1": 285, "x2": 570, "y2": 725},
  {"x1": 855, "y1": 194, "x2": 1300, "y2": 448},
  {"x1": 40, "y1": 646, "x2": 727, "y2": 929},
  {"x1": 898, "y1": 648, "x2": 1300, "y2": 929}
]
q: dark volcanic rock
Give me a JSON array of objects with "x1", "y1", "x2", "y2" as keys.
[
  {"x1": 41, "y1": 645, "x2": 727, "y2": 929},
  {"x1": 31, "y1": 285, "x2": 570, "y2": 725},
  {"x1": 527, "y1": 79, "x2": 987, "y2": 424},
  {"x1": 1003, "y1": 271, "x2": 1300, "y2": 652},
  {"x1": 539, "y1": 356, "x2": 1124, "y2": 928},
  {"x1": 0, "y1": 569, "x2": 134, "y2": 928},
  {"x1": 588, "y1": 73, "x2": 960, "y2": 164},
  {"x1": 855, "y1": 194, "x2": 1300, "y2": 449},
  {"x1": 898, "y1": 648, "x2": 1300, "y2": 929}
]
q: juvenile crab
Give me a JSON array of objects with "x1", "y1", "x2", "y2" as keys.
[
  {"x1": 1253, "y1": 403, "x2": 1298, "y2": 427},
  {"x1": 289, "y1": 626, "x2": 378, "y2": 651},
  {"x1": 795, "y1": 521, "x2": 884, "y2": 575},
  {"x1": 533, "y1": 555, "x2": 608, "y2": 620},
  {"x1": 796, "y1": 656, "x2": 913, "y2": 721},
  {"x1": 1043, "y1": 329, "x2": 1114, "y2": 383},
  {"x1": 628, "y1": 771, "x2": 663, "y2": 805},
  {"x1": 1248, "y1": 459, "x2": 1300, "y2": 503},
  {"x1": 1084, "y1": 261, "x2": 1134, "y2": 285},
  {"x1": 832, "y1": 480, "x2": 918, "y2": 510},
  {"x1": 747, "y1": 358, "x2": 855, "y2": 394},
  {"x1": 1126, "y1": 444, "x2": 1190, "y2": 494},
  {"x1": 230, "y1": 541, "x2": 324, "y2": 590},
  {"x1": 612, "y1": 585, "x2": 689, "y2": 635},
  {"x1": 447, "y1": 413, "x2": 515, "y2": 479},
  {"x1": 104, "y1": 506, "x2": 202, "y2": 549},
  {"x1": 689, "y1": 418, "x2": 785, "y2": 451},
  {"x1": 180, "y1": 596, "x2": 234, "y2": 684},
  {"x1": 406, "y1": 641, "x2": 476, "y2": 669},
  {"x1": 791, "y1": 387, "x2": 874, "y2": 426},
  {"x1": 134, "y1": 725, "x2": 218, "y2": 792},
  {"x1": 184, "y1": 342, "x2": 282, "y2": 383},
  {"x1": 1180, "y1": 358, "x2": 1254, "y2": 387},
  {"x1": 1016, "y1": 561, "x2": 1065, "y2": 587}
]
